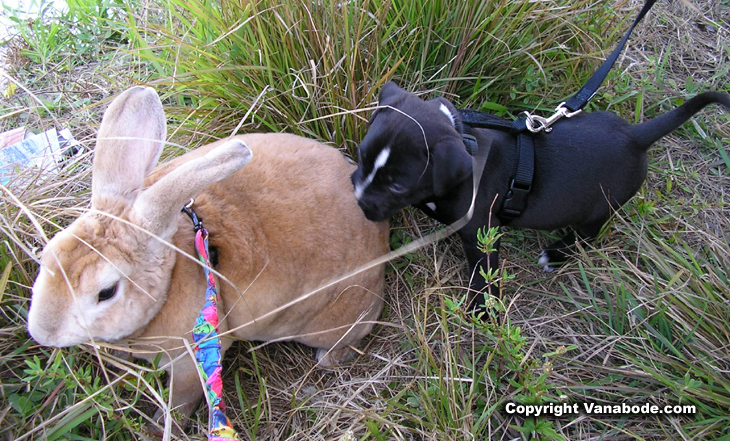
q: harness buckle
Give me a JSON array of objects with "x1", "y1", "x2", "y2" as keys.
[
  {"x1": 522, "y1": 102, "x2": 582, "y2": 134},
  {"x1": 501, "y1": 178, "x2": 532, "y2": 220}
]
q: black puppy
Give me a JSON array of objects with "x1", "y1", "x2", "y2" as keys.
[{"x1": 352, "y1": 81, "x2": 730, "y2": 309}]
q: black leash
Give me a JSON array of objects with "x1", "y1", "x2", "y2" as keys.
[
  {"x1": 564, "y1": 0, "x2": 657, "y2": 113},
  {"x1": 458, "y1": 110, "x2": 527, "y2": 134},
  {"x1": 459, "y1": 0, "x2": 657, "y2": 220}
]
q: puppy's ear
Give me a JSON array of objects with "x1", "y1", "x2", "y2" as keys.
[
  {"x1": 432, "y1": 97, "x2": 465, "y2": 134},
  {"x1": 430, "y1": 96, "x2": 471, "y2": 197},
  {"x1": 378, "y1": 81, "x2": 403, "y2": 103},
  {"x1": 370, "y1": 81, "x2": 406, "y2": 125},
  {"x1": 432, "y1": 139, "x2": 473, "y2": 198}
]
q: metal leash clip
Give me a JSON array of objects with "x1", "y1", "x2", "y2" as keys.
[
  {"x1": 522, "y1": 102, "x2": 582, "y2": 133},
  {"x1": 182, "y1": 198, "x2": 204, "y2": 232}
]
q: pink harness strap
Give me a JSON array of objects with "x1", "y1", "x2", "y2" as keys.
[{"x1": 185, "y1": 200, "x2": 239, "y2": 440}]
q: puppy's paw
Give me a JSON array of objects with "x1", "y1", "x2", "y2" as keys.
[
  {"x1": 537, "y1": 248, "x2": 567, "y2": 273},
  {"x1": 538, "y1": 250, "x2": 554, "y2": 273}
]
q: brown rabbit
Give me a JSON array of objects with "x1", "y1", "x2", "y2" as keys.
[{"x1": 27, "y1": 86, "x2": 388, "y2": 417}]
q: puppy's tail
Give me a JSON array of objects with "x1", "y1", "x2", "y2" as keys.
[{"x1": 630, "y1": 92, "x2": 730, "y2": 150}]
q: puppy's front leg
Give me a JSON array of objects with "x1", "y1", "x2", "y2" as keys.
[{"x1": 458, "y1": 227, "x2": 501, "y2": 313}]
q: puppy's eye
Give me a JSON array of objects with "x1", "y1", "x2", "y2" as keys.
[
  {"x1": 98, "y1": 283, "x2": 118, "y2": 303},
  {"x1": 388, "y1": 182, "x2": 408, "y2": 195}
]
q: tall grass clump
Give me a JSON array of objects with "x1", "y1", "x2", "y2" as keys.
[{"x1": 129, "y1": 0, "x2": 623, "y2": 151}]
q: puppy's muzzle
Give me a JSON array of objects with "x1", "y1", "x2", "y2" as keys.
[
  {"x1": 351, "y1": 170, "x2": 394, "y2": 222},
  {"x1": 356, "y1": 198, "x2": 389, "y2": 222}
]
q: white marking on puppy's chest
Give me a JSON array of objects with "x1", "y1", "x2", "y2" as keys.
[{"x1": 355, "y1": 147, "x2": 391, "y2": 200}]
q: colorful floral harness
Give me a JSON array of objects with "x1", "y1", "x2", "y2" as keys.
[{"x1": 183, "y1": 201, "x2": 239, "y2": 441}]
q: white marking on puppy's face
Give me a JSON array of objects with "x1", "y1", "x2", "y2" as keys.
[
  {"x1": 354, "y1": 146, "x2": 391, "y2": 200},
  {"x1": 439, "y1": 103, "x2": 455, "y2": 127},
  {"x1": 426, "y1": 202, "x2": 437, "y2": 211}
]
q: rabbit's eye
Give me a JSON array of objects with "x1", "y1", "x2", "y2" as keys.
[{"x1": 98, "y1": 284, "x2": 118, "y2": 302}]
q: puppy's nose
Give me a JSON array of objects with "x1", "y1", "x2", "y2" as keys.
[
  {"x1": 356, "y1": 198, "x2": 383, "y2": 222},
  {"x1": 356, "y1": 197, "x2": 371, "y2": 211}
]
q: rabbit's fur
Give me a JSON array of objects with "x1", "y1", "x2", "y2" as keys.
[{"x1": 28, "y1": 86, "x2": 388, "y2": 416}]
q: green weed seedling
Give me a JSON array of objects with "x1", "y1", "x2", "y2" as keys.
[
  {"x1": 425, "y1": 227, "x2": 574, "y2": 440},
  {"x1": 476, "y1": 226, "x2": 515, "y2": 292}
]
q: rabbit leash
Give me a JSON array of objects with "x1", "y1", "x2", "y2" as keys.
[{"x1": 183, "y1": 200, "x2": 239, "y2": 441}]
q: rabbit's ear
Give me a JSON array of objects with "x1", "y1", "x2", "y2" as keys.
[
  {"x1": 135, "y1": 139, "x2": 253, "y2": 238},
  {"x1": 91, "y1": 87, "x2": 166, "y2": 208}
]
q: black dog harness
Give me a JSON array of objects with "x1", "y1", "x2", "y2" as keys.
[
  {"x1": 458, "y1": 112, "x2": 535, "y2": 221},
  {"x1": 458, "y1": 0, "x2": 656, "y2": 221}
]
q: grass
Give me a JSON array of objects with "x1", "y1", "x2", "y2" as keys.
[
  {"x1": 1, "y1": 0, "x2": 729, "y2": 439},
  {"x1": 124, "y1": 0, "x2": 626, "y2": 149}
]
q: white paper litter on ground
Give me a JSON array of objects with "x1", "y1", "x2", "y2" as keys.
[{"x1": 0, "y1": 127, "x2": 80, "y2": 185}]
